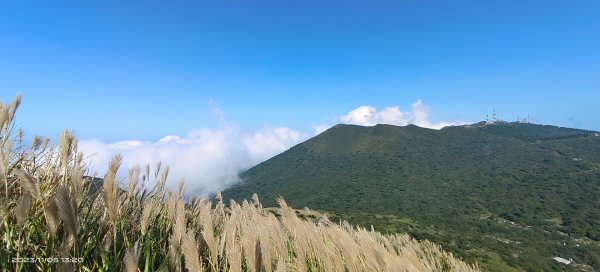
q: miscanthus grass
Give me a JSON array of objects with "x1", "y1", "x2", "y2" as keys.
[{"x1": 0, "y1": 95, "x2": 479, "y2": 271}]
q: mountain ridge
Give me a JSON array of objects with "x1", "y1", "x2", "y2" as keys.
[{"x1": 223, "y1": 121, "x2": 600, "y2": 271}]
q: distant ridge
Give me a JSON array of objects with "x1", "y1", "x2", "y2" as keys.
[
  {"x1": 472, "y1": 121, "x2": 596, "y2": 141},
  {"x1": 223, "y1": 122, "x2": 600, "y2": 271}
]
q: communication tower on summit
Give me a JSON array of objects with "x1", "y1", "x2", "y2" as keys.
[
  {"x1": 485, "y1": 109, "x2": 507, "y2": 125},
  {"x1": 515, "y1": 114, "x2": 532, "y2": 123}
]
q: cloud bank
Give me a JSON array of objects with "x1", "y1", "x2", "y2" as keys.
[
  {"x1": 79, "y1": 125, "x2": 304, "y2": 196},
  {"x1": 79, "y1": 100, "x2": 465, "y2": 196}
]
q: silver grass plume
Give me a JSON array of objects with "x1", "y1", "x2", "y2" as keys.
[
  {"x1": 154, "y1": 161, "x2": 161, "y2": 179},
  {"x1": 140, "y1": 199, "x2": 157, "y2": 236},
  {"x1": 124, "y1": 242, "x2": 141, "y2": 272},
  {"x1": 15, "y1": 169, "x2": 39, "y2": 199},
  {"x1": 15, "y1": 194, "x2": 31, "y2": 225},
  {"x1": 45, "y1": 197, "x2": 60, "y2": 236},
  {"x1": 54, "y1": 185, "x2": 79, "y2": 237},
  {"x1": 182, "y1": 231, "x2": 203, "y2": 272},
  {"x1": 7, "y1": 94, "x2": 21, "y2": 124},
  {"x1": 103, "y1": 155, "x2": 122, "y2": 224},
  {"x1": 59, "y1": 130, "x2": 76, "y2": 168},
  {"x1": 143, "y1": 164, "x2": 150, "y2": 183},
  {"x1": 127, "y1": 165, "x2": 140, "y2": 197},
  {"x1": 0, "y1": 104, "x2": 8, "y2": 130}
]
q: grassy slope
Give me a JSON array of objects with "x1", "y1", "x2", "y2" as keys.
[{"x1": 223, "y1": 122, "x2": 600, "y2": 271}]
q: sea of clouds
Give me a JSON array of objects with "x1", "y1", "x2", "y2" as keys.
[{"x1": 78, "y1": 100, "x2": 465, "y2": 196}]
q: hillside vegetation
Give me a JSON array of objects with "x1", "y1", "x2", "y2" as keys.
[
  {"x1": 224, "y1": 123, "x2": 600, "y2": 271},
  {"x1": 0, "y1": 95, "x2": 477, "y2": 271}
]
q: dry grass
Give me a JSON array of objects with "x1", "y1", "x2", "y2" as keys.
[{"x1": 0, "y1": 95, "x2": 479, "y2": 271}]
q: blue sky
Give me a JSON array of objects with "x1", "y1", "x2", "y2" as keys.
[
  {"x1": 2, "y1": 1, "x2": 599, "y2": 140},
  {"x1": 1, "y1": 1, "x2": 600, "y2": 191}
]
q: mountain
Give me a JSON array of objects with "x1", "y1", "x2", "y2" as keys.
[{"x1": 223, "y1": 122, "x2": 600, "y2": 271}]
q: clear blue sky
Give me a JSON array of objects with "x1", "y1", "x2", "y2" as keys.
[{"x1": 1, "y1": 0, "x2": 599, "y2": 141}]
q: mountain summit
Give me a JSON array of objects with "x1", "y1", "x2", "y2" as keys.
[{"x1": 223, "y1": 122, "x2": 600, "y2": 271}]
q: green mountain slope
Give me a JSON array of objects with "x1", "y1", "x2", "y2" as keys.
[{"x1": 223, "y1": 122, "x2": 600, "y2": 271}]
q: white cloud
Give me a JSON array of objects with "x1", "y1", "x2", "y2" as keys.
[
  {"x1": 109, "y1": 140, "x2": 145, "y2": 150},
  {"x1": 158, "y1": 135, "x2": 191, "y2": 144},
  {"x1": 79, "y1": 123, "x2": 307, "y2": 196},
  {"x1": 339, "y1": 100, "x2": 466, "y2": 129},
  {"x1": 242, "y1": 126, "x2": 302, "y2": 159}
]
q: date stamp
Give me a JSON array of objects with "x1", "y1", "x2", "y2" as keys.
[{"x1": 11, "y1": 257, "x2": 84, "y2": 263}]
